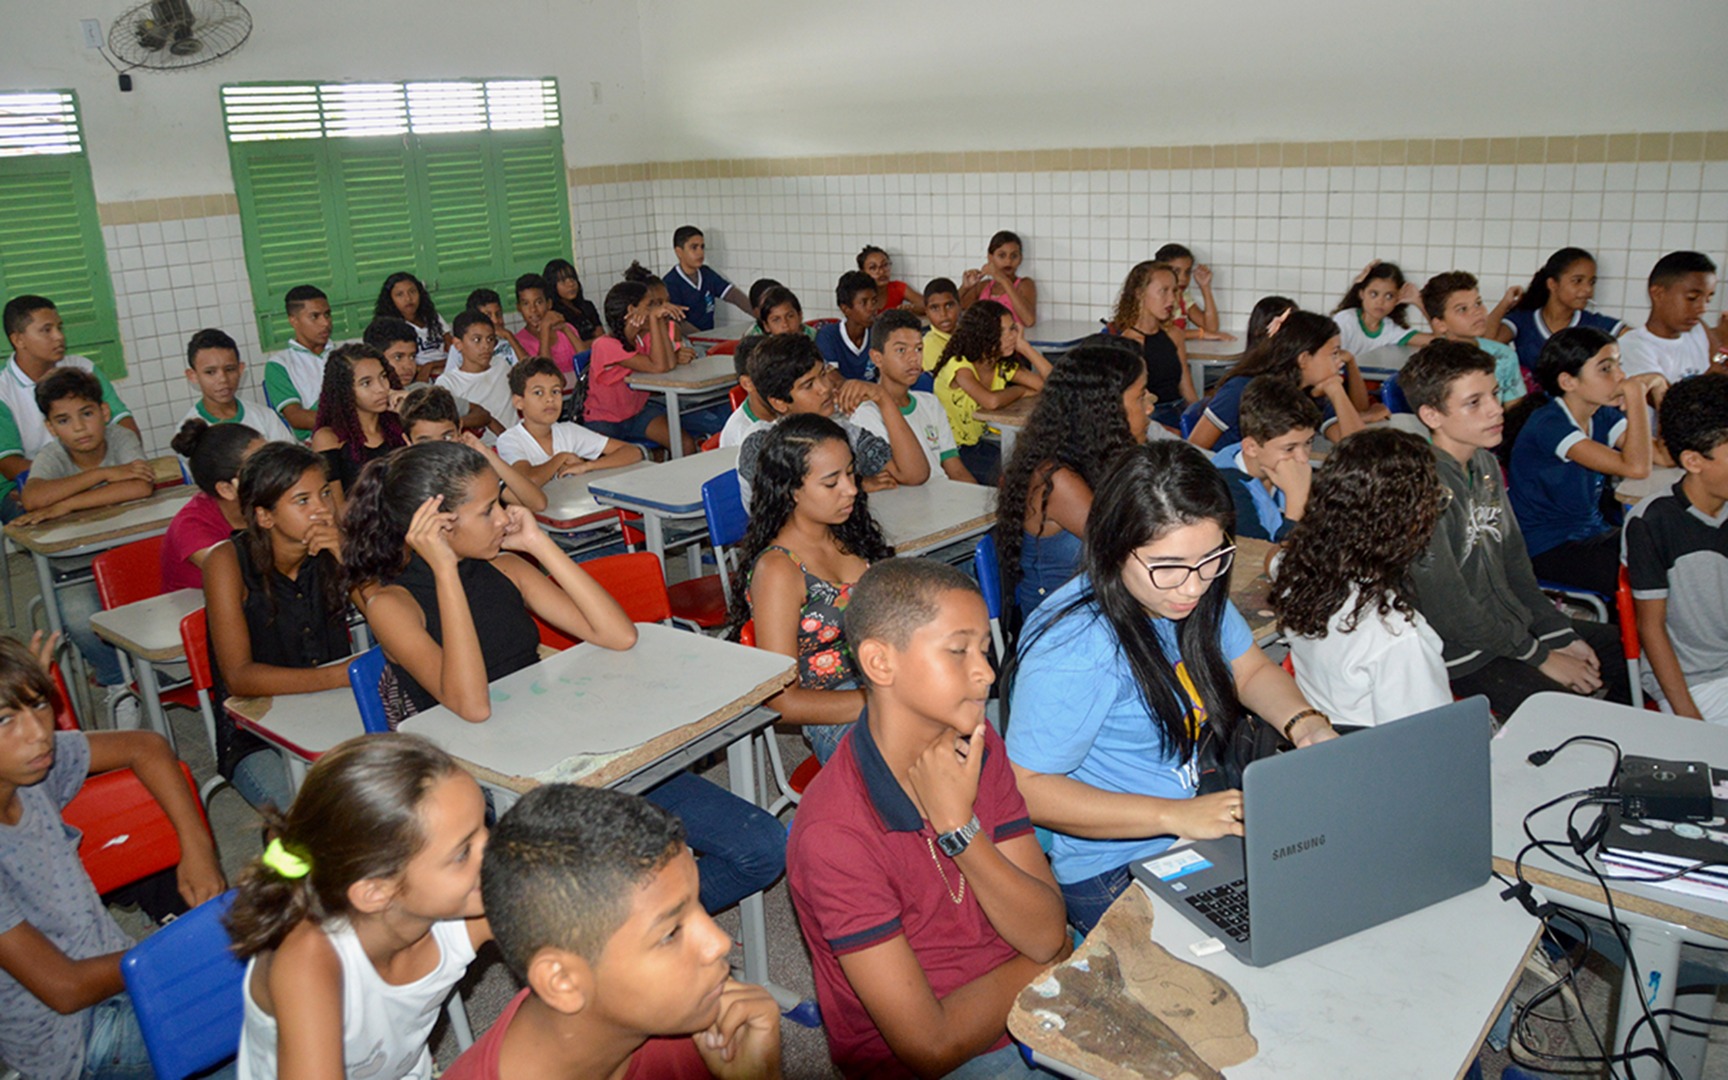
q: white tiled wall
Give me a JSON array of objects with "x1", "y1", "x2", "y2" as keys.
[{"x1": 105, "y1": 158, "x2": 1728, "y2": 456}]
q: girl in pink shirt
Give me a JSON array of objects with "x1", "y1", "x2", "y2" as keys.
[
  {"x1": 960, "y1": 229, "x2": 1038, "y2": 327},
  {"x1": 161, "y1": 419, "x2": 264, "y2": 592},
  {"x1": 585, "y1": 281, "x2": 728, "y2": 454}
]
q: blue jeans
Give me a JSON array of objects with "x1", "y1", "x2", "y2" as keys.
[
  {"x1": 957, "y1": 440, "x2": 1002, "y2": 486},
  {"x1": 806, "y1": 720, "x2": 855, "y2": 765},
  {"x1": 55, "y1": 566, "x2": 124, "y2": 687},
  {"x1": 231, "y1": 748, "x2": 293, "y2": 812},
  {"x1": 82, "y1": 993, "x2": 154, "y2": 1080},
  {"x1": 1058, "y1": 864, "x2": 1133, "y2": 936},
  {"x1": 645, "y1": 771, "x2": 786, "y2": 913},
  {"x1": 942, "y1": 1043, "x2": 1045, "y2": 1078}
]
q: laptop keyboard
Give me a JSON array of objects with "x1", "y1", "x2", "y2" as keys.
[{"x1": 1183, "y1": 878, "x2": 1250, "y2": 943}]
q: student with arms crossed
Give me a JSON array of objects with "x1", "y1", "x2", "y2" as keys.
[
  {"x1": 180, "y1": 328, "x2": 295, "y2": 444},
  {"x1": 1623, "y1": 376, "x2": 1728, "y2": 720},
  {"x1": 0, "y1": 631, "x2": 224, "y2": 1080},
  {"x1": 1269, "y1": 428, "x2": 1453, "y2": 727},
  {"x1": 1007, "y1": 441, "x2": 1336, "y2": 933},
  {"x1": 445, "y1": 784, "x2": 783, "y2": 1080},
  {"x1": 789, "y1": 559, "x2": 1070, "y2": 1079},
  {"x1": 663, "y1": 225, "x2": 754, "y2": 335},
  {"x1": 852, "y1": 310, "x2": 975, "y2": 485},
  {"x1": 1401, "y1": 340, "x2": 1630, "y2": 716},
  {"x1": 1209, "y1": 377, "x2": 1319, "y2": 544},
  {"x1": 815, "y1": 271, "x2": 883, "y2": 382},
  {"x1": 931, "y1": 300, "x2": 1053, "y2": 484},
  {"x1": 494, "y1": 357, "x2": 642, "y2": 489},
  {"x1": 263, "y1": 284, "x2": 335, "y2": 438},
  {"x1": 0, "y1": 295, "x2": 138, "y2": 520},
  {"x1": 1619, "y1": 251, "x2": 1728, "y2": 384}
]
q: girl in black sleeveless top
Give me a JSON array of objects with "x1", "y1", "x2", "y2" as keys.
[
  {"x1": 201, "y1": 442, "x2": 353, "y2": 809},
  {"x1": 1110, "y1": 260, "x2": 1196, "y2": 430},
  {"x1": 309, "y1": 342, "x2": 408, "y2": 504}
]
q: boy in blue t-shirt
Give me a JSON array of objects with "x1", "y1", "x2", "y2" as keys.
[
  {"x1": 1209, "y1": 377, "x2": 1319, "y2": 543},
  {"x1": 814, "y1": 271, "x2": 881, "y2": 382},
  {"x1": 1420, "y1": 271, "x2": 1528, "y2": 405},
  {"x1": 662, "y1": 225, "x2": 753, "y2": 334}
]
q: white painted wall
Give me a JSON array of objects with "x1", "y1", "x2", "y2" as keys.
[
  {"x1": 637, "y1": 0, "x2": 1728, "y2": 160},
  {"x1": 0, "y1": 0, "x2": 654, "y2": 200}
]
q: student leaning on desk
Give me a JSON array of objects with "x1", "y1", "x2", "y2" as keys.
[{"x1": 1006, "y1": 441, "x2": 1337, "y2": 935}]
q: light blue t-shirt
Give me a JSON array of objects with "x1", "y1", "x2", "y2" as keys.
[
  {"x1": 1006, "y1": 574, "x2": 1255, "y2": 883},
  {"x1": 1476, "y1": 337, "x2": 1528, "y2": 405}
]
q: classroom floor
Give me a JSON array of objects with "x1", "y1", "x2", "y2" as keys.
[{"x1": 13, "y1": 540, "x2": 1728, "y2": 1080}]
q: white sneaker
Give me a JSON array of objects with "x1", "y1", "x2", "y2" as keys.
[{"x1": 106, "y1": 686, "x2": 141, "y2": 730}]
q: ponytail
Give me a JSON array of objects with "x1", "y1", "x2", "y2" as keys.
[
  {"x1": 172, "y1": 419, "x2": 261, "y2": 497},
  {"x1": 342, "y1": 441, "x2": 492, "y2": 589}
]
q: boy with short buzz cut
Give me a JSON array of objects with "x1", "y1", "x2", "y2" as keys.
[
  {"x1": 735, "y1": 334, "x2": 930, "y2": 504},
  {"x1": 263, "y1": 283, "x2": 334, "y2": 437},
  {"x1": 853, "y1": 309, "x2": 975, "y2": 484},
  {"x1": 451, "y1": 287, "x2": 524, "y2": 368},
  {"x1": 921, "y1": 277, "x2": 962, "y2": 374},
  {"x1": 496, "y1": 356, "x2": 642, "y2": 488},
  {"x1": 398, "y1": 384, "x2": 548, "y2": 512},
  {"x1": 179, "y1": 327, "x2": 295, "y2": 444},
  {"x1": 788, "y1": 558, "x2": 1069, "y2": 1078},
  {"x1": 1619, "y1": 251, "x2": 1728, "y2": 384},
  {"x1": 1402, "y1": 339, "x2": 1630, "y2": 716},
  {"x1": 815, "y1": 270, "x2": 883, "y2": 382},
  {"x1": 1419, "y1": 271, "x2": 1528, "y2": 405},
  {"x1": 1623, "y1": 375, "x2": 1728, "y2": 721},
  {"x1": 443, "y1": 783, "x2": 783, "y2": 1080},
  {"x1": 0, "y1": 294, "x2": 138, "y2": 520},
  {"x1": 663, "y1": 225, "x2": 753, "y2": 335},
  {"x1": 717, "y1": 335, "x2": 771, "y2": 449},
  {"x1": 1209, "y1": 375, "x2": 1319, "y2": 542},
  {"x1": 435, "y1": 310, "x2": 513, "y2": 436}
]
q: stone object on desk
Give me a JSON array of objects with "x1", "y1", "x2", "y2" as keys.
[{"x1": 1008, "y1": 886, "x2": 1254, "y2": 1079}]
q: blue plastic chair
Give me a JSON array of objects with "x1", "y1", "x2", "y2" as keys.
[
  {"x1": 701, "y1": 470, "x2": 751, "y2": 608},
  {"x1": 1380, "y1": 370, "x2": 1410, "y2": 414},
  {"x1": 348, "y1": 646, "x2": 391, "y2": 734},
  {"x1": 120, "y1": 890, "x2": 245, "y2": 1080},
  {"x1": 572, "y1": 349, "x2": 592, "y2": 376},
  {"x1": 972, "y1": 534, "x2": 1006, "y2": 659},
  {"x1": 1179, "y1": 398, "x2": 1207, "y2": 437}
]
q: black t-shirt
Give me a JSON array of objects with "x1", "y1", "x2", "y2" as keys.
[
  {"x1": 387, "y1": 555, "x2": 541, "y2": 715},
  {"x1": 1133, "y1": 329, "x2": 1184, "y2": 408}
]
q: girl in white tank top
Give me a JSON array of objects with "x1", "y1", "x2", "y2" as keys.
[{"x1": 225, "y1": 734, "x2": 491, "y2": 1080}]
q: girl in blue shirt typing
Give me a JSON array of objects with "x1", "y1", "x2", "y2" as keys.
[
  {"x1": 1506, "y1": 326, "x2": 1665, "y2": 595},
  {"x1": 1005, "y1": 441, "x2": 1336, "y2": 933}
]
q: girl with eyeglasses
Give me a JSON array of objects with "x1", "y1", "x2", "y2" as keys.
[{"x1": 1005, "y1": 440, "x2": 1336, "y2": 933}]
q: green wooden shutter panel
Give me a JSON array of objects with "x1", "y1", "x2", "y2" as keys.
[
  {"x1": 496, "y1": 135, "x2": 572, "y2": 277},
  {"x1": 330, "y1": 141, "x2": 418, "y2": 303},
  {"x1": 0, "y1": 153, "x2": 124, "y2": 378},
  {"x1": 420, "y1": 141, "x2": 501, "y2": 296}
]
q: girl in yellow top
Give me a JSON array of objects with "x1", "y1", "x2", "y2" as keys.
[{"x1": 932, "y1": 298, "x2": 1052, "y2": 483}]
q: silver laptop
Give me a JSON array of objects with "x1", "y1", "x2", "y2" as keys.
[{"x1": 1130, "y1": 697, "x2": 1492, "y2": 966}]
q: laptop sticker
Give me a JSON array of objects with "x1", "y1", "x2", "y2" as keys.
[{"x1": 1143, "y1": 848, "x2": 1213, "y2": 882}]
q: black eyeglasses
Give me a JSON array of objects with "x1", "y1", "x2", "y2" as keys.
[{"x1": 1136, "y1": 546, "x2": 1236, "y2": 591}]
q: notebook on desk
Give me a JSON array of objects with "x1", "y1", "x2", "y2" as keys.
[{"x1": 1130, "y1": 697, "x2": 1493, "y2": 966}]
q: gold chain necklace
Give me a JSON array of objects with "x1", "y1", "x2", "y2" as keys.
[{"x1": 925, "y1": 837, "x2": 966, "y2": 904}]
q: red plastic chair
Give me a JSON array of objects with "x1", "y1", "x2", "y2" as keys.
[
  {"x1": 1617, "y1": 567, "x2": 1654, "y2": 710},
  {"x1": 92, "y1": 536, "x2": 200, "y2": 728},
  {"x1": 53, "y1": 662, "x2": 212, "y2": 895},
  {"x1": 534, "y1": 615, "x2": 580, "y2": 652},
  {"x1": 590, "y1": 535, "x2": 726, "y2": 630},
  {"x1": 699, "y1": 432, "x2": 722, "y2": 452},
  {"x1": 709, "y1": 340, "x2": 739, "y2": 356},
  {"x1": 728, "y1": 384, "x2": 748, "y2": 411},
  {"x1": 177, "y1": 608, "x2": 235, "y2": 801}
]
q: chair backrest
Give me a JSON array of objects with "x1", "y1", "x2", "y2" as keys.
[
  {"x1": 64, "y1": 761, "x2": 206, "y2": 895},
  {"x1": 1380, "y1": 371, "x2": 1409, "y2": 415},
  {"x1": 572, "y1": 348, "x2": 592, "y2": 376},
  {"x1": 348, "y1": 646, "x2": 391, "y2": 734},
  {"x1": 1617, "y1": 566, "x2": 1640, "y2": 661},
  {"x1": 699, "y1": 431, "x2": 722, "y2": 452},
  {"x1": 52, "y1": 663, "x2": 78, "y2": 731},
  {"x1": 93, "y1": 534, "x2": 168, "y2": 611},
  {"x1": 1179, "y1": 398, "x2": 1207, "y2": 438},
  {"x1": 534, "y1": 615, "x2": 580, "y2": 652},
  {"x1": 739, "y1": 619, "x2": 755, "y2": 647},
  {"x1": 972, "y1": 534, "x2": 1003, "y2": 620},
  {"x1": 120, "y1": 890, "x2": 246, "y2": 1080},
  {"x1": 702, "y1": 470, "x2": 750, "y2": 549},
  {"x1": 581, "y1": 552, "x2": 673, "y2": 624},
  {"x1": 709, "y1": 339, "x2": 739, "y2": 356},
  {"x1": 728, "y1": 384, "x2": 748, "y2": 410},
  {"x1": 179, "y1": 609, "x2": 214, "y2": 694},
  {"x1": 1281, "y1": 652, "x2": 1296, "y2": 676}
]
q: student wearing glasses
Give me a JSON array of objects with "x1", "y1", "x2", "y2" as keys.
[{"x1": 1006, "y1": 441, "x2": 1336, "y2": 933}]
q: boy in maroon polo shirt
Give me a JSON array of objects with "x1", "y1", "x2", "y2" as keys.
[
  {"x1": 787, "y1": 559, "x2": 1070, "y2": 1078},
  {"x1": 443, "y1": 785, "x2": 783, "y2": 1080}
]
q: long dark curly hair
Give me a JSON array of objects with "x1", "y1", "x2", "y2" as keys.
[
  {"x1": 995, "y1": 346, "x2": 1145, "y2": 601},
  {"x1": 313, "y1": 343, "x2": 406, "y2": 464},
  {"x1": 1269, "y1": 427, "x2": 1445, "y2": 638},
  {"x1": 373, "y1": 271, "x2": 442, "y2": 340},
  {"x1": 725, "y1": 414, "x2": 894, "y2": 635},
  {"x1": 933, "y1": 299, "x2": 1011, "y2": 376},
  {"x1": 1213, "y1": 309, "x2": 1337, "y2": 388},
  {"x1": 1108, "y1": 260, "x2": 1178, "y2": 333}
]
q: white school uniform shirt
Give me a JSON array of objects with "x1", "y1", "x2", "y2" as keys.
[
  {"x1": 494, "y1": 420, "x2": 611, "y2": 466},
  {"x1": 435, "y1": 364, "x2": 516, "y2": 430},
  {"x1": 262, "y1": 339, "x2": 331, "y2": 416},
  {"x1": 443, "y1": 335, "x2": 519, "y2": 371},
  {"x1": 237, "y1": 917, "x2": 475, "y2": 1080},
  {"x1": 1331, "y1": 310, "x2": 1411, "y2": 360},
  {"x1": 851, "y1": 391, "x2": 958, "y2": 477},
  {"x1": 718, "y1": 399, "x2": 774, "y2": 449},
  {"x1": 1619, "y1": 324, "x2": 1713, "y2": 384},
  {"x1": 180, "y1": 398, "x2": 296, "y2": 445},
  {"x1": 1285, "y1": 588, "x2": 1452, "y2": 728}
]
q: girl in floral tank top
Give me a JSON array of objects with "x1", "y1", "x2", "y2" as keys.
[{"x1": 731, "y1": 414, "x2": 895, "y2": 764}]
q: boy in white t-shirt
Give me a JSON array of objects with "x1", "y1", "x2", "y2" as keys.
[
  {"x1": 718, "y1": 335, "x2": 773, "y2": 449},
  {"x1": 435, "y1": 311, "x2": 513, "y2": 436},
  {"x1": 1619, "y1": 251, "x2": 1727, "y2": 384},
  {"x1": 495, "y1": 357, "x2": 643, "y2": 488},
  {"x1": 179, "y1": 328, "x2": 295, "y2": 445},
  {"x1": 850, "y1": 310, "x2": 973, "y2": 483}
]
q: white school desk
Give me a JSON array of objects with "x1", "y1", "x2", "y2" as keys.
[
  {"x1": 1025, "y1": 319, "x2": 1107, "y2": 351},
  {"x1": 1616, "y1": 465, "x2": 1684, "y2": 506},
  {"x1": 536, "y1": 460, "x2": 655, "y2": 533},
  {"x1": 1493, "y1": 693, "x2": 1728, "y2": 1078},
  {"x1": 973, "y1": 396, "x2": 1037, "y2": 461},
  {"x1": 89, "y1": 588, "x2": 202, "y2": 749},
  {"x1": 589, "y1": 446, "x2": 741, "y2": 562},
  {"x1": 628, "y1": 353, "x2": 741, "y2": 457},
  {"x1": 1355, "y1": 342, "x2": 1419, "y2": 379},
  {"x1": 1016, "y1": 880, "x2": 1538, "y2": 1080},
  {"x1": 871, "y1": 479, "x2": 997, "y2": 559},
  {"x1": 687, "y1": 320, "x2": 753, "y2": 348},
  {"x1": 1186, "y1": 331, "x2": 1248, "y2": 393},
  {"x1": 400, "y1": 623, "x2": 797, "y2": 989}
]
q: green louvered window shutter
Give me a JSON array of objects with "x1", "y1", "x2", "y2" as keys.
[
  {"x1": 0, "y1": 91, "x2": 125, "y2": 379},
  {"x1": 223, "y1": 79, "x2": 568, "y2": 349}
]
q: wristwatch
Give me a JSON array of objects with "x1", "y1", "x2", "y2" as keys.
[{"x1": 936, "y1": 815, "x2": 982, "y2": 858}]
